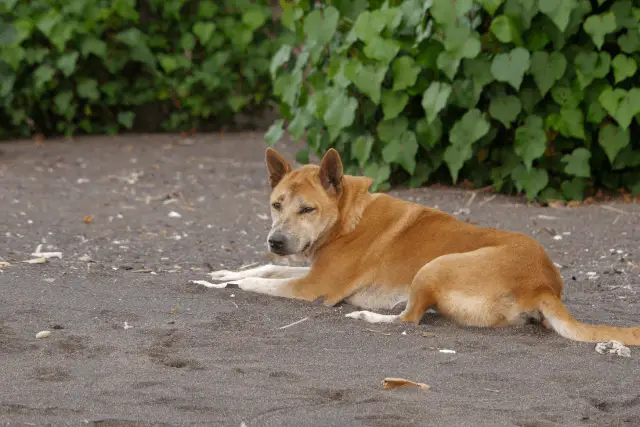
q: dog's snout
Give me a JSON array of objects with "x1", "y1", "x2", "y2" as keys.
[{"x1": 268, "y1": 234, "x2": 286, "y2": 251}]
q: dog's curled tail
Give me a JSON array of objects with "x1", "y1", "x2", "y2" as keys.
[{"x1": 537, "y1": 293, "x2": 640, "y2": 346}]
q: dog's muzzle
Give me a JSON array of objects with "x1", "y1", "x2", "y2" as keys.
[{"x1": 267, "y1": 232, "x2": 288, "y2": 255}]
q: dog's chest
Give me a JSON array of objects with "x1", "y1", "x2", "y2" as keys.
[{"x1": 345, "y1": 285, "x2": 407, "y2": 310}]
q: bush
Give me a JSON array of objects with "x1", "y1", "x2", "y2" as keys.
[
  {"x1": 267, "y1": 0, "x2": 640, "y2": 201},
  {"x1": 0, "y1": 0, "x2": 287, "y2": 138}
]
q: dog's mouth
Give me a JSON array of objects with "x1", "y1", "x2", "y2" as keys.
[{"x1": 268, "y1": 242, "x2": 311, "y2": 256}]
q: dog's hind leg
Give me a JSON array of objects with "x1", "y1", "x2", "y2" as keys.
[
  {"x1": 345, "y1": 263, "x2": 438, "y2": 325},
  {"x1": 209, "y1": 264, "x2": 309, "y2": 281}
]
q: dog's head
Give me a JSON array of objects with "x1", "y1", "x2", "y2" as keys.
[{"x1": 264, "y1": 148, "x2": 344, "y2": 256}]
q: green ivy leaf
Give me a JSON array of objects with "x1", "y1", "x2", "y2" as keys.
[
  {"x1": 372, "y1": 8, "x2": 403, "y2": 32},
  {"x1": 451, "y1": 78, "x2": 482, "y2": 109},
  {"x1": 0, "y1": 21, "x2": 17, "y2": 47},
  {"x1": 81, "y1": 37, "x2": 107, "y2": 58},
  {"x1": 392, "y1": 57, "x2": 420, "y2": 91},
  {"x1": 490, "y1": 15, "x2": 522, "y2": 45},
  {"x1": 158, "y1": 54, "x2": 180, "y2": 73},
  {"x1": 117, "y1": 111, "x2": 135, "y2": 129},
  {"x1": 274, "y1": 70, "x2": 302, "y2": 107},
  {"x1": 598, "y1": 123, "x2": 629, "y2": 165},
  {"x1": 304, "y1": 6, "x2": 339, "y2": 46},
  {"x1": 181, "y1": 33, "x2": 196, "y2": 51},
  {"x1": 36, "y1": 11, "x2": 61, "y2": 37},
  {"x1": 421, "y1": 81, "x2": 452, "y2": 124},
  {"x1": 53, "y1": 91, "x2": 73, "y2": 115},
  {"x1": 416, "y1": 117, "x2": 443, "y2": 149},
  {"x1": 489, "y1": 95, "x2": 522, "y2": 128},
  {"x1": 519, "y1": 86, "x2": 543, "y2": 113},
  {"x1": 377, "y1": 117, "x2": 409, "y2": 143},
  {"x1": 512, "y1": 165, "x2": 549, "y2": 200},
  {"x1": 33, "y1": 64, "x2": 55, "y2": 90},
  {"x1": 353, "y1": 11, "x2": 386, "y2": 43},
  {"x1": 381, "y1": 90, "x2": 409, "y2": 120},
  {"x1": 344, "y1": 60, "x2": 387, "y2": 104},
  {"x1": 444, "y1": 143, "x2": 473, "y2": 183},
  {"x1": 505, "y1": 0, "x2": 539, "y2": 30},
  {"x1": 491, "y1": 47, "x2": 530, "y2": 90},
  {"x1": 528, "y1": 51, "x2": 566, "y2": 96},
  {"x1": 449, "y1": 108, "x2": 491, "y2": 147},
  {"x1": 618, "y1": 30, "x2": 640, "y2": 53},
  {"x1": 463, "y1": 57, "x2": 495, "y2": 89},
  {"x1": 436, "y1": 51, "x2": 462, "y2": 81},
  {"x1": 514, "y1": 115, "x2": 546, "y2": 170},
  {"x1": 611, "y1": 1, "x2": 637, "y2": 30},
  {"x1": 363, "y1": 162, "x2": 391, "y2": 191},
  {"x1": 229, "y1": 95, "x2": 248, "y2": 112},
  {"x1": 270, "y1": 45, "x2": 292, "y2": 79},
  {"x1": 77, "y1": 78, "x2": 99, "y2": 100},
  {"x1": 583, "y1": 12, "x2": 616, "y2": 50},
  {"x1": 599, "y1": 87, "x2": 627, "y2": 117},
  {"x1": 546, "y1": 108, "x2": 585, "y2": 139},
  {"x1": 242, "y1": 6, "x2": 267, "y2": 30},
  {"x1": 551, "y1": 79, "x2": 584, "y2": 108},
  {"x1": 538, "y1": 0, "x2": 577, "y2": 31},
  {"x1": 587, "y1": 101, "x2": 607, "y2": 124},
  {"x1": 613, "y1": 146, "x2": 640, "y2": 170},
  {"x1": 324, "y1": 92, "x2": 357, "y2": 142},
  {"x1": 431, "y1": 0, "x2": 473, "y2": 24},
  {"x1": 611, "y1": 54, "x2": 637, "y2": 84},
  {"x1": 478, "y1": 0, "x2": 505, "y2": 16},
  {"x1": 287, "y1": 110, "x2": 312, "y2": 142},
  {"x1": 265, "y1": 119, "x2": 284, "y2": 146},
  {"x1": 574, "y1": 51, "x2": 611, "y2": 90},
  {"x1": 363, "y1": 37, "x2": 400, "y2": 64},
  {"x1": 382, "y1": 131, "x2": 418, "y2": 174},
  {"x1": 49, "y1": 24, "x2": 74, "y2": 52},
  {"x1": 56, "y1": 52, "x2": 78, "y2": 77},
  {"x1": 562, "y1": 148, "x2": 591, "y2": 177},
  {"x1": 560, "y1": 178, "x2": 586, "y2": 201},
  {"x1": 115, "y1": 28, "x2": 145, "y2": 47},
  {"x1": 193, "y1": 22, "x2": 216, "y2": 45},
  {"x1": 351, "y1": 134, "x2": 375, "y2": 168},
  {"x1": 599, "y1": 87, "x2": 640, "y2": 129}
]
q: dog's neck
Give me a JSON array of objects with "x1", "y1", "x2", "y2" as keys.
[
  {"x1": 299, "y1": 175, "x2": 373, "y2": 263},
  {"x1": 336, "y1": 175, "x2": 375, "y2": 235}
]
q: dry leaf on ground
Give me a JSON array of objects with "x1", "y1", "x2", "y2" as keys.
[{"x1": 382, "y1": 377, "x2": 430, "y2": 391}]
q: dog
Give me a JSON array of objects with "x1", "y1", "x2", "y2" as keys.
[{"x1": 209, "y1": 148, "x2": 640, "y2": 346}]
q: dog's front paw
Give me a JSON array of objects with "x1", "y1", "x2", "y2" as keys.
[
  {"x1": 208, "y1": 270, "x2": 238, "y2": 281},
  {"x1": 345, "y1": 311, "x2": 368, "y2": 320}
]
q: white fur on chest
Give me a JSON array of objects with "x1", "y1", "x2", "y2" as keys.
[{"x1": 345, "y1": 285, "x2": 408, "y2": 310}]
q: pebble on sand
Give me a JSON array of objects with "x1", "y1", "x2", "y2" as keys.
[{"x1": 36, "y1": 330, "x2": 51, "y2": 339}]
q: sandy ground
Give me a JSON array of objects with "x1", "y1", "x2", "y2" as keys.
[{"x1": 0, "y1": 133, "x2": 639, "y2": 427}]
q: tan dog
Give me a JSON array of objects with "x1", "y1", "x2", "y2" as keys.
[{"x1": 210, "y1": 148, "x2": 640, "y2": 346}]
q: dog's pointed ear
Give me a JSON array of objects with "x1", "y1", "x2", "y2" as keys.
[
  {"x1": 319, "y1": 149, "x2": 344, "y2": 193},
  {"x1": 265, "y1": 148, "x2": 292, "y2": 188}
]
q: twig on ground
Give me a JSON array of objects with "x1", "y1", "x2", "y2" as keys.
[{"x1": 276, "y1": 317, "x2": 309, "y2": 330}]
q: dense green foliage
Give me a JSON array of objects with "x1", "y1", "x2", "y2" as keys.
[
  {"x1": 267, "y1": 0, "x2": 640, "y2": 200},
  {"x1": 0, "y1": 0, "x2": 285, "y2": 137}
]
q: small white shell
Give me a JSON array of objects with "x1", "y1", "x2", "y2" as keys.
[{"x1": 36, "y1": 330, "x2": 51, "y2": 339}]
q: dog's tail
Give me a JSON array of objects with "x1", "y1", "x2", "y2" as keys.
[{"x1": 537, "y1": 293, "x2": 640, "y2": 346}]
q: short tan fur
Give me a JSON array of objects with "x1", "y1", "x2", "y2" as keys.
[{"x1": 209, "y1": 148, "x2": 640, "y2": 346}]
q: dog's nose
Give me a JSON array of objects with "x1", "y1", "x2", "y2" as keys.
[{"x1": 268, "y1": 235, "x2": 285, "y2": 251}]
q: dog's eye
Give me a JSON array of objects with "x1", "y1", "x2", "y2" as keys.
[
  {"x1": 272, "y1": 202, "x2": 281, "y2": 211},
  {"x1": 299, "y1": 206, "x2": 316, "y2": 214}
]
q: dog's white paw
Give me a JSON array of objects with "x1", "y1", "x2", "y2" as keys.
[
  {"x1": 345, "y1": 311, "x2": 367, "y2": 320},
  {"x1": 208, "y1": 270, "x2": 240, "y2": 281},
  {"x1": 345, "y1": 311, "x2": 398, "y2": 324}
]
